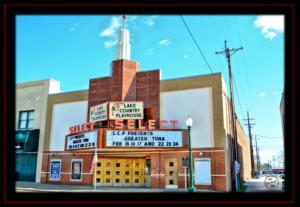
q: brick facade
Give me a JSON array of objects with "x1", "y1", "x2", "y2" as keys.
[{"x1": 41, "y1": 146, "x2": 227, "y2": 192}]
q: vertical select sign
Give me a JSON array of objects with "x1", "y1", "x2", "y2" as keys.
[
  {"x1": 109, "y1": 102, "x2": 144, "y2": 120},
  {"x1": 90, "y1": 102, "x2": 108, "y2": 122}
]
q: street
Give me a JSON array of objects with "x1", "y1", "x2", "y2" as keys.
[{"x1": 244, "y1": 176, "x2": 284, "y2": 192}]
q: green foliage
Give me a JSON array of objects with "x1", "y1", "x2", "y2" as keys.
[
  {"x1": 251, "y1": 170, "x2": 257, "y2": 176},
  {"x1": 237, "y1": 184, "x2": 246, "y2": 192}
]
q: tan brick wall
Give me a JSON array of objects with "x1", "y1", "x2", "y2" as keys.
[{"x1": 236, "y1": 119, "x2": 251, "y2": 182}]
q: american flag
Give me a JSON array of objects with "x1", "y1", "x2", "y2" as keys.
[{"x1": 90, "y1": 149, "x2": 98, "y2": 174}]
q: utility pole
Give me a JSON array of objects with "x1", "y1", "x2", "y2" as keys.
[
  {"x1": 255, "y1": 135, "x2": 260, "y2": 172},
  {"x1": 243, "y1": 111, "x2": 255, "y2": 174},
  {"x1": 216, "y1": 40, "x2": 243, "y2": 191}
]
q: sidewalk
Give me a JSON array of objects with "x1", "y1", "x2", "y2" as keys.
[{"x1": 16, "y1": 181, "x2": 216, "y2": 193}]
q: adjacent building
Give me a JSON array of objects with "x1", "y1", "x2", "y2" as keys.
[{"x1": 16, "y1": 79, "x2": 61, "y2": 182}]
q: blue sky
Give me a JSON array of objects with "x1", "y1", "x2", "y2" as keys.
[{"x1": 16, "y1": 15, "x2": 285, "y2": 167}]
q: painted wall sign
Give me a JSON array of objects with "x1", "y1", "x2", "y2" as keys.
[
  {"x1": 49, "y1": 160, "x2": 61, "y2": 181},
  {"x1": 109, "y1": 102, "x2": 144, "y2": 120},
  {"x1": 90, "y1": 103, "x2": 108, "y2": 122},
  {"x1": 67, "y1": 131, "x2": 98, "y2": 150},
  {"x1": 106, "y1": 130, "x2": 182, "y2": 147}
]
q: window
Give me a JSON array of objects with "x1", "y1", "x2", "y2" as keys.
[
  {"x1": 116, "y1": 163, "x2": 120, "y2": 167},
  {"x1": 96, "y1": 178, "x2": 100, "y2": 183},
  {"x1": 115, "y1": 178, "x2": 120, "y2": 183},
  {"x1": 169, "y1": 180, "x2": 175, "y2": 185},
  {"x1": 125, "y1": 171, "x2": 130, "y2": 175},
  {"x1": 169, "y1": 162, "x2": 174, "y2": 167},
  {"x1": 145, "y1": 159, "x2": 151, "y2": 175},
  {"x1": 106, "y1": 171, "x2": 110, "y2": 175},
  {"x1": 116, "y1": 171, "x2": 120, "y2": 175},
  {"x1": 97, "y1": 163, "x2": 101, "y2": 167},
  {"x1": 135, "y1": 179, "x2": 139, "y2": 183},
  {"x1": 18, "y1": 111, "x2": 34, "y2": 129},
  {"x1": 97, "y1": 171, "x2": 101, "y2": 175},
  {"x1": 170, "y1": 171, "x2": 174, "y2": 176},
  {"x1": 125, "y1": 179, "x2": 130, "y2": 183}
]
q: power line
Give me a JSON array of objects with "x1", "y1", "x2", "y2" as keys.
[
  {"x1": 234, "y1": 16, "x2": 254, "y2": 113},
  {"x1": 179, "y1": 15, "x2": 224, "y2": 91},
  {"x1": 256, "y1": 135, "x2": 283, "y2": 139},
  {"x1": 180, "y1": 15, "x2": 216, "y2": 75},
  {"x1": 233, "y1": 77, "x2": 245, "y2": 120}
]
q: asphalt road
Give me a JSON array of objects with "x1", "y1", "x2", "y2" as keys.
[{"x1": 244, "y1": 176, "x2": 284, "y2": 192}]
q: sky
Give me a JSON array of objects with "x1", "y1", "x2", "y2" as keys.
[{"x1": 16, "y1": 15, "x2": 285, "y2": 167}]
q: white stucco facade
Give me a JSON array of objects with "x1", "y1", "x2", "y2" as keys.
[
  {"x1": 160, "y1": 87, "x2": 213, "y2": 148},
  {"x1": 50, "y1": 101, "x2": 88, "y2": 151}
]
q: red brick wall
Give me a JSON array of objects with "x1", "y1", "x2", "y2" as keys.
[
  {"x1": 41, "y1": 152, "x2": 94, "y2": 185},
  {"x1": 87, "y1": 77, "x2": 111, "y2": 121},
  {"x1": 41, "y1": 147, "x2": 227, "y2": 191},
  {"x1": 110, "y1": 60, "x2": 140, "y2": 101},
  {"x1": 87, "y1": 61, "x2": 160, "y2": 125},
  {"x1": 136, "y1": 70, "x2": 160, "y2": 124}
]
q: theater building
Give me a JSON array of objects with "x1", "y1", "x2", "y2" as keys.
[{"x1": 38, "y1": 20, "x2": 250, "y2": 192}]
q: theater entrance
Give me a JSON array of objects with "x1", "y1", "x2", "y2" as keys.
[{"x1": 94, "y1": 158, "x2": 146, "y2": 187}]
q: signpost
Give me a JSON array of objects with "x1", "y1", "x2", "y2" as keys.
[{"x1": 182, "y1": 156, "x2": 189, "y2": 190}]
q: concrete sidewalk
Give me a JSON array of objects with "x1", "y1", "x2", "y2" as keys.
[{"x1": 16, "y1": 181, "x2": 216, "y2": 193}]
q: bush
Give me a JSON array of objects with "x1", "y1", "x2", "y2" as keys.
[{"x1": 237, "y1": 184, "x2": 246, "y2": 192}]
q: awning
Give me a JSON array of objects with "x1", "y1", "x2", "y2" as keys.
[
  {"x1": 15, "y1": 129, "x2": 40, "y2": 152},
  {"x1": 15, "y1": 130, "x2": 31, "y2": 143}
]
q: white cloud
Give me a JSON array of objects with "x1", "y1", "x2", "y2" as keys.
[
  {"x1": 101, "y1": 16, "x2": 121, "y2": 37},
  {"x1": 143, "y1": 16, "x2": 159, "y2": 27},
  {"x1": 104, "y1": 39, "x2": 118, "y2": 48},
  {"x1": 126, "y1": 15, "x2": 137, "y2": 22},
  {"x1": 272, "y1": 91, "x2": 279, "y2": 95},
  {"x1": 147, "y1": 48, "x2": 154, "y2": 55},
  {"x1": 184, "y1": 55, "x2": 188, "y2": 59},
  {"x1": 260, "y1": 92, "x2": 265, "y2": 97},
  {"x1": 69, "y1": 27, "x2": 75, "y2": 32},
  {"x1": 159, "y1": 39, "x2": 171, "y2": 46},
  {"x1": 254, "y1": 15, "x2": 284, "y2": 40}
]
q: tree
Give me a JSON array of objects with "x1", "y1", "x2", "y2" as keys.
[{"x1": 261, "y1": 163, "x2": 272, "y2": 172}]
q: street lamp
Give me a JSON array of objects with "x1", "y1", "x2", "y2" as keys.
[{"x1": 186, "y1": 115, "x2": 196, "y2": 192}]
